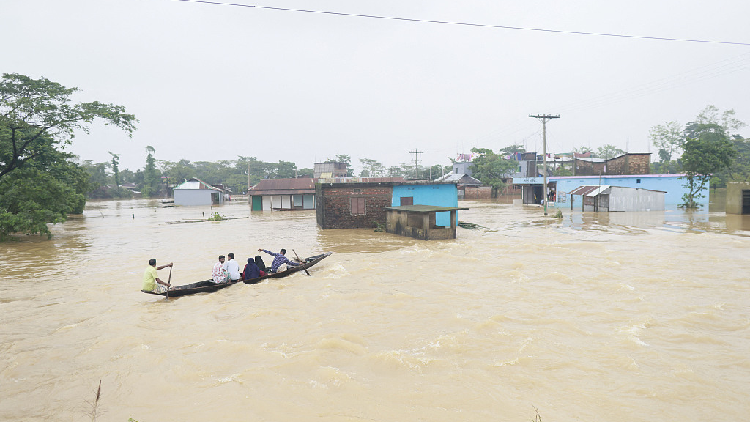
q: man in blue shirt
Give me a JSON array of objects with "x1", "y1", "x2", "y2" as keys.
[{"x1": 258, "y1": 248, "x2": 300, "y2": 273}]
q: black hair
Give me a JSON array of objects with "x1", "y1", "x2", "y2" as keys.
[
  {"x1": 228, "y1": 253, "x2": 234, "y2": 259},
  {"x1": 219, "y1": 255, "x2": 225, "y2": 260},
  {"x1": 280, "y1": 248, "x2": 286, "y2": 254},
  {"x1": 149, "y1": 258, "x2": 156, "y2": 266}
]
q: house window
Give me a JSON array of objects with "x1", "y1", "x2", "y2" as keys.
[
  {"x1": 636, "y1": 179, "x2": 641, "y2": 183},
  {"x1": 353, "y1": 188, "x2": 361, "y2": 194},
  {"x1": 400, "y1": 196, "x2": 413, "y2": 206},
  {"x1": 351, "y1": 197, "x2": 366, "y2": 215}
]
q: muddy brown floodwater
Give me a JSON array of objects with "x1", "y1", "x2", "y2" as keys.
[{"x1": 1, "y1": 199, "x2": 749, "y2": 422}]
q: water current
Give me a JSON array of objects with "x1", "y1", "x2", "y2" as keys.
[{"x1": 1, "y1": 199, "x2": 749, "y2": 422}]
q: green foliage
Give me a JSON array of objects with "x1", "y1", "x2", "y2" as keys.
[
  {"x1": 142, "y1": 146, "x2": 160, "y2": 197},
  {"x1": 649, "y1": 121, "x2": 684, "y2": 163},
  {"x1": 359, "y1": 158, "x2": 385, "y2": 177},
  {"x1": 208, "y1": 212, "x2": 225, "y2": 221},
  {"x1": 470, "y1": 147, "x2": 517, "y2": 194},
  {"x1": 596, "y1": 144, "x2": 625, "y2": 159},
  {"x1": 498, "y1": 144, "x2": 526, "y2": 155},
  {"x1": 681, "y1": 123, "x2": 737, "y2": 208},
  {"x1": 0, "y1": 73, "x2": 136, "y2": 180},
  {"x1": 0, "y1": 148, "x2": 88, "y2": 239},
  {"x1": 0, "y1": 73, "x2": 135, "y2": 239}
]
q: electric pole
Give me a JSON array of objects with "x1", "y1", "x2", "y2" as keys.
[
  {"x1": 529, "y1": 114, "x2": 560, "y2": 216},
  {"x1": 409, "y1": 149, "x2": 423, "y2": 180}
]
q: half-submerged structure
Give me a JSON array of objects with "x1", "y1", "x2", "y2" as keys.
[{"x1": 385, "y1": 205, "x2": 469, "y2": 240}]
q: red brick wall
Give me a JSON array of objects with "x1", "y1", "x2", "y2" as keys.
[
  {"x1": 317, "y1": 184, "x2": 394, "y2": 229},
  {"x1": 463, "y1": 186, "x2": 492, "y2": 199}
]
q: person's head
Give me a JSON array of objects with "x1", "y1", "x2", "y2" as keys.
[
  {"x1": 218, "y1": 255, "x2": 225, "y2": 263},
  {"x1": 247, "y1": 258, "x2": 253, "y2": 264},
  {"x1": 228, "y1": 252, "x2": 234, "y2": 259},
  {"x1": 149, "y1": 258, "x2": 157, "y2": 267},
  {"x1": 280, "y1": 248, "x2": 286, "y2": 255}
]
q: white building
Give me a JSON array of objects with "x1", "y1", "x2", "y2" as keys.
[{"x1": 173, "y1": 178, "x2": 225, "y2": 206}]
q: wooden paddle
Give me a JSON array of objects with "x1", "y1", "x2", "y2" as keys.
[
  {"x1": 165, "y1": 267, "x2": 172, "y2": 299},
  {"x1": 292, "y1": 249, "x2": 310, "y2": 276}
]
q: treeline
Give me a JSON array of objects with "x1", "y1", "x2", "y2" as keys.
[{"x1": 83, "y1": 153, "x2": 454, "y2": 199}]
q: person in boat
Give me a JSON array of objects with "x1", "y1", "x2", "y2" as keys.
[
  {"x1": 223, "y1": 252, "x2": 242, "y2": 281},
  {"x1": 258, "y1": 248, "x2": 300, "y2": 273},
  {"x1": 255, "y1": 255, "x2": 267, "y2": 273},
  {"x1": 243, "y1": 258, "x2": 265, "y2": 280},
  {"x1": 142, "y1": 259, "x2": 173, "y2": 292},
  {"x1": 212, "y1": 255, "x2": 229, "y2": 283}
]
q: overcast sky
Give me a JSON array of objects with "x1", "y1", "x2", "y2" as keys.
[{"x1": 3, "y1": 0, "x2": 749, "y2": 173}]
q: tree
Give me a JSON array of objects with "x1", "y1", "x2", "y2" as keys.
[
  {"x1": 680, "y1": 123, "x2": 737, "y2": 208},
  {"x1": 0, "y1": 73, "x2": 136, "y2": 180},
  {"x1": 0, "y1": 73, "x2": 136, "y2": 238},
  {"x1": 359, "y1": 158, "x2": 385, "y2": 177},
  {"x1": 142, "y1": 146, "x2": 159, "y2": 197},
  {"x1": 470, "y1": 147, "x2": 517, "y2": 196},
  {"x1": 498, "y1": 144, "x2": 526, "y2": 156},
  {"x1": 650, "y1": 121, "x2": 684, "y2": 163},
  {"x1": 109, "y1": 152, "x2": 120, "y2": 187},
  {"x1": 596, "y1": 144, "x2": 625, "y2": 160}
]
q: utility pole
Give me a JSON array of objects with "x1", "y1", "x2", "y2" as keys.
[
  {"x1": 409, "y1": 149, "x2": 423, "y2": 180},
  {"x1": 529, "y1": 114, "x2": 560, "y2": 216}
]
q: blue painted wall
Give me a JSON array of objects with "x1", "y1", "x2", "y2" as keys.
[
  {"x1": 392, "y1": 184, "x2": 458, "y2": 226},
  {"x1": 551, "y1": 174, "x2": 709, "y2": 209}
]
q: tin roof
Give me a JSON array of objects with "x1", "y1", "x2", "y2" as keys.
[
  {"x1": 250, "y1": 178, "x2": 315, "y2": 194},
  {"x1": 569, "y1": 185, "x2": 611, "y2": 196}
]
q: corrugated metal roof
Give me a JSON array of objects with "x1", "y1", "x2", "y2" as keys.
[
  {"x1": 569, "y1": 185, "x2": 611, "y2": 196},
  {"x1": 251, "y1": 178, "x2": 315, "y2": 192}
]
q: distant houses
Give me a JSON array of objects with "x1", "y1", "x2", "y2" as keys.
[
  {"x1": 248, "y1": 178, "x2": 316, "y2": 211},
  {"x1": 173, "y1": 178, "x2": 226, "y2": 206}
]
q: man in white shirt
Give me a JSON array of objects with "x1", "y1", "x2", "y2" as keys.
[{"x1": 223, "y1": 252, "x2": 241, "y2": 281}]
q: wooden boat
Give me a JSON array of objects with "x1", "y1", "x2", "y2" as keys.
[
  {"x1": 141, "y1": 252, "x2": 331, "y2": 297},
  {"x1": 243, "y1": 252, "x2": 332, "y2": 284},
  {"x1": 142, "y1": 279, "x2": 241, "y2": 298}
]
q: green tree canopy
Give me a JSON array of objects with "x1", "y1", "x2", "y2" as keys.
[
  {"x1": 0, "y1": 73, "x2": 136, "y2": 239},
  {"x1": 470, "y1": 147, "x2": 517, "y2": 195},
  {"x1": 0, "y1": 73, "x2": 136, "y2": 180},
  {"x1": 681, "y1": 119, "x2": 738, "y2": 208}
]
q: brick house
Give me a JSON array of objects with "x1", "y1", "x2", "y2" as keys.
[{"x1": 316, "y1": 182, "x2": 394, "y2": 229}]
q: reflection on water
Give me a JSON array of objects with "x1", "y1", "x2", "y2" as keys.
[{"x1": 1, "y1": 198, "x2": 749, "y2": 422}]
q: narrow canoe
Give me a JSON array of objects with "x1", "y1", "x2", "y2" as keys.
[
  {"x1": 243, "y1": 252, "x2": 332, "y2": 284},
  {"x1": 141, "y1": 279, "x2": 240, "y2": 297}
]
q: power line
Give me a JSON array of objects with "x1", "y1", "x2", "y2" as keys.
[{"x1": 170, "y1": 0, "x2": 750, "y2": 47}]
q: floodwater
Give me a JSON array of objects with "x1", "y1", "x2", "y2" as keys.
[{"x1": 1, "y1": 199, "x2": 749, "y2": 422}]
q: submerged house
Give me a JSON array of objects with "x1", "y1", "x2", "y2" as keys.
[
  {"x1": 385, "y1": 204, "x2": 468, "y2": 240},
  {"x1": 568, "y1": 185, "x2": 665, "y2": 212},
  {"x1": 316, "y1": 181, "x2": 463, "y2": 232},
  {"x1": 726, "y1": 182, "x2": 750, "y2": 215},
  {"x1": 173, "y1": 178, "x2": 225, "y2": 206},
  {"x1": 248, "y1": 178, "x2": 316, "y2": 211}
]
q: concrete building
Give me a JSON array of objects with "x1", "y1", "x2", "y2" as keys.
[
  {"x1": 552, "y1": 174, "x2": 705, "y2": 209},
  {"x1": 316, "y1": 181, "x2": 394, "y2": 229},
  {"x1": 248, "y1": 178, "x2": 315, "y2": 211},
  {"x1": 385, "y1": 205, "x2": 468, "y2": 240},
  {"x1": 726, "y1": 182, "x2": 750, "y2": 215},
  {"x1": 568, "y1": 185, "x2": 665, "y2": 212},
  {"x1": 434, "y1": 173, "x2": 487, "y2": 199},
  {"x1": 173, "y1": 178, "x2": 224, "y2": 206},
  {"x1": 314, "y1": 162, "x2": 349, "y2": 179},
  {"x1": 316, "y1": 181, "x2": 461, "y2": 229}
]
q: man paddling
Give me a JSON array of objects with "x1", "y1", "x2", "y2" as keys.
[
  {"x1": 142, "y1": 259, "x2": 173, "y2": 293},
  {"x1": 258, "y1": 248, "x2": 300, "y2": 273}
]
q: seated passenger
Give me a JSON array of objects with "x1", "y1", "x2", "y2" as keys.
[
  {"x1": 212, "y1": 255, "x2": 229, "y2": 283},
  {"x1": 223, "y1": 252, "x2": 241, "y2": 281},
  {"x1": 255, "y1": 255, "x2": 267, "y2": 274},
  {"x1": 243, "y1": 258, "x2": 264, "y2": 280}
]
